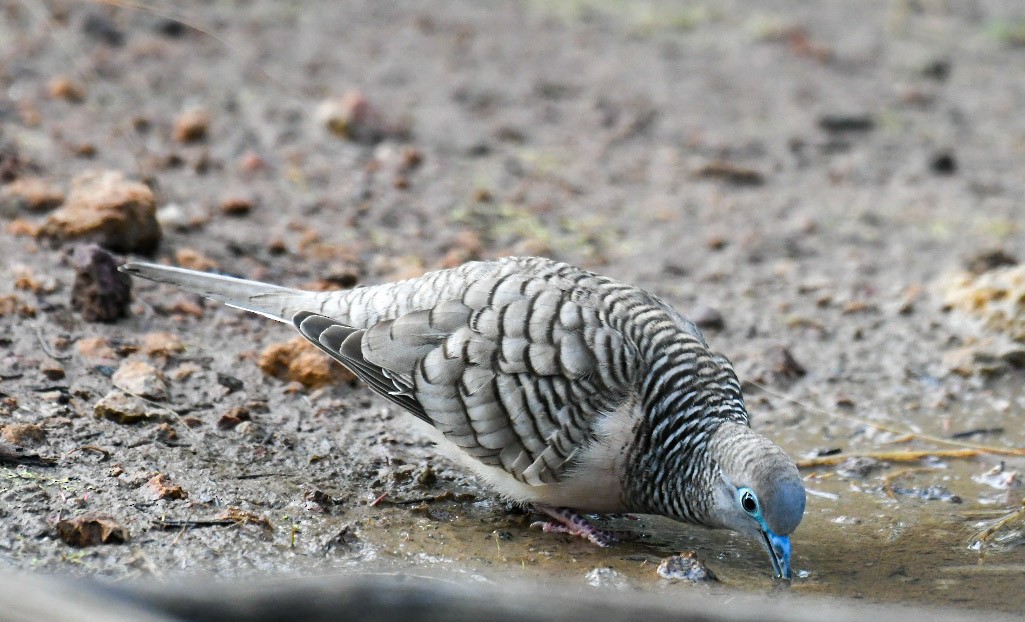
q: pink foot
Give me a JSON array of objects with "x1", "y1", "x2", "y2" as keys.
[{"x1": 529, "y1": 505, "x2": 634, "y2": 547}]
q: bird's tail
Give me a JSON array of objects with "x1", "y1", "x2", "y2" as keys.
[{"x1": 120, "y1": 262, "x2": 320, "y2": 323}]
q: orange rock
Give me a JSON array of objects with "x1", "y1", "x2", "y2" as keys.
[
  {"x1": 0, "y1": 293, "x2": 36, "y2": 318},
  {"x1": 258, "y1": 336, "x2": 355, "y2": 389},
  {"x1": 76, "y1": 337, "x2": 118, "y2": 362},
  {"x1": 141, "y1": 332, "x2": 186, "y2": 357},
  {"x1": 175, "y1": 247, "x2": 218, "y2": 271},
  {"x1": 12, "y1": 264, "x2": 57, "y2": 293},
  {"x1": 1, "y1": 423, "x2": 47, "y2": 446},
  {"x1": 173, "y1": 108, "x2": 210, "y2": 143},
  {"x1": 146, "y1": 473, "x2": 187, "y2": 500},
  {"x1": 55, "y1": 514, "x2": 128, "y2": 547},
  {"x1": 48, "y1": 76, "x2": 86, "y2": 102},
  {"x1": 169, "y1": 298, "x2": 204, "y2": 318},
  {"x1": 40, "y1": 170, "x2": 161, "y2": 253},
  {"x1": 0, "y1": 177, "x2": 64, "y2": 213}
]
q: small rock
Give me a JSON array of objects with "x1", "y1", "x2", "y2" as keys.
[
  {"x1": 0, "y1": 177, "x2": 64, "y2": 214},
  {"x1": 0, "y1": 293, "x2": 35, "y2": 318},
  {"x1": 921, "y1": 59, "x2": 950, "y2": 81},
  {"x1": 694, "y1": 161, "x2": 764, "y2": 186},
  {"x1": 174, "y1": 247, "x2": 218, "y2": 272},
  {"x1": 154, "y1": 422, "x2": 178, "y2": 443},
  {"x1": 258, "y1": 336, "x2": 356, "y2": 389},
  {"x1": 890, "y1": 485, "x2": 962, "y2": 503},
  {"x1": 56, "y1": 514, "x2": 128, "y2": 547},
  {"x1": 929, "y1": 151, "x2": 957, "y2": 175},
  {"x1": 690, "y1": 305, "x2": 725, "y2": 331},
  {"x1": 220, "y1": 196, "x2": 254, "y2": 216},
  {"x1": 217, "y1": 405, "x2": 251, "y2": 430},
  {"x1": 39, "y1": 359, "x2": 65, "y2": 380},
  {"x1": 836, "y1": 456, "x2": 881, "y2": 479},
  {"x1": 169, "y1": 298, "x2": 204, "y2": 318},
  {"x1": 141, "y1": 332, "x2": 185, "y2": 358},
  {"x1": 41, "y1": 170, "x2": 161, "y2": 254},
  {"x1": 216, "y1": 372, "x2": 244, "y2": 392},
  {"x1": 303, "y1": 488, "x2": 340, "y2": 513},
  {"x1": 75, "y1": 337, "x2": 118, "y2": 363},
  {"x1": 940, "y1": 265, "x2": 1025, "y2": 342},
  {"x1": 0, "y1": 142, "x2": 27, "y2": 182},
  {"x1": 48, "y1": 76, "x2": 86, "y2": 103},
  {"x1": 94, "y1": 390, "x2": 163, "y2": 424},
  {"x1": 764, "y1": 345, "x2": 806, "y2": 381},
  {"x1": 0, "y1": 423, "x2": 47, "y2": 446},
  {"x1": 656, "y1": 552, "x2": 719, "y2": 582},
  {"x1": 146, "y1": 473, "x2": 187, "y2": 500},
  {"x1": 12, "y1": 264, "x2": 57, "y2": 293},
  {"x1": 71, "y1": 244, "x2": 133, "y2": 322},
  {"x1": 585, "y1": 566, "x2": 630, "y2": 589},
  {"x1": 82, "y1": 11, "x2": 124, "y2": 45},
  {"x1": 173, "y1": 108, "x2": 210, "y2": 143},
  {"x1": 315, "y1": 90, "x2": 406, "y2": 144},
  {"x1": 962, "y1": 249, "x2": 1018, "y2": 275},
  {"x1": 818, "y1": 114, "x2": 875, "y2": 133},
  {"x1": 111, "y1": 360, "x2": 168, "y2": 400}
]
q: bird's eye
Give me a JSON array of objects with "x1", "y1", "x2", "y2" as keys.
[{"x1": 738, "y1": 488, "x2": 759, "y2": 516}]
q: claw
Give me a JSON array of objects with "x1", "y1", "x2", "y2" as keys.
[{"x1": 530, "y1": 505, "x2": 633, "y2": 547}]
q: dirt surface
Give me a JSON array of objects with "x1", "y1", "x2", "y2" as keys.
[{"x1": 2, "y1": 0, "x2": 1025, "y2": 616}]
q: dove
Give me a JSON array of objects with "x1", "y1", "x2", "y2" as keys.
[{"x1": 121, "y1": 256, "x2": 805, "y2": 578}]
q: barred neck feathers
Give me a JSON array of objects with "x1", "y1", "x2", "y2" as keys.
[{"x1": 618, "y1": 304, "x2": 750, "y2": 522}]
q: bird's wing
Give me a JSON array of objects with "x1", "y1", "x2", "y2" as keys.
[{"x1": 294, "y1": 273, "x2": 637, "y2": 485}]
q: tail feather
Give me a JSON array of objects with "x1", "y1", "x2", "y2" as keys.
[{"x1": 120, "y1": 262, "x2": 319, "y2": 323}]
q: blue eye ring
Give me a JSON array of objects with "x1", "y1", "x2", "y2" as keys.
[{"x1": 737, "y1": 487, "x2": 761, "y2": 517}]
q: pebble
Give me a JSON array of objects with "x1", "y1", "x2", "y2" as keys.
[
  {"x1": 0, "y1": 423, "x2": 47, "y2": 446},
  {"x1": 174, "y1": 247, "x2": 218, "y2": 271},
  {"x1": 75, "y1": 337, "x2": 118, "y2": 364},
  {"x1": 94, "y1": 390, "x2": 163, "y2": 424},
  {"x1": 141, "y1": 332, "x2": 186, "y2": 358},
  {"x1": 764, "y1": 345, "x2": 807, "y2": 381},
  {"x1": 48, "y1": 76, "x2": 86, "y2": 103},
  {"x1": 220, "y1": 196, "x2": 254, "y2": 216},
  {"x1": 584, "y1": 566, "x2": 630, "y2": 589},
  {"x1": 836, "y1": 456, "x2": 882, "y2": 479},
  {"x1": 0, "y1": 177, "x2": 64, "y2": 215},
  {"x1": 38, "y1": 359, "x2": 65, "y2": 380},
  {"x1": 656, "y1": 552, "x2": 719, "y2": 583},
  {"x1": 690, "y1": 305, "x2": 725, "y2": 331},
  {"x1": 40, "y1": 170, "x2": 161, "y2": 254},
  {"x1": 217, "y1": 405, "x2": 251, "y2": 430},
  {"x1": 173, "y1": 108, "x2": 210, "y2": 143},
  {"x1": 315, "y1": 90, "x2": 407, "y2": 144},
  {"x1": 258, "y1": 336, "x2": 356, "y2": 389},
  {"x1": 146, "y1": 473, "x2": 187, "y2": 500},
  {"x1": 111, "y1": 360, "x2": 168, "y2": 400},
  {"x1": 70, "y1": 244, "x2": 133, "y2": 323},
  {"x1": 55, "y1": 514, "x2": 128, "y2": 547}
]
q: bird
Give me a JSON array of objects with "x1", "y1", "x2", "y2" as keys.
[{"x1": 120, "y1": 256, "x2": 805, "y2": 579}]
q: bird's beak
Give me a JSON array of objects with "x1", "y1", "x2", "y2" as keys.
[{"x1": 759, "y1": 529, "x2": 792, "y2": 580}]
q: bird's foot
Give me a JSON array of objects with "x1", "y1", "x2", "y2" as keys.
[{"x1": 529, "y1": 505, "x2": 634, "y2": 547}]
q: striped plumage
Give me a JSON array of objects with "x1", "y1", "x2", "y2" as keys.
[{"x1": 121, "y1": 256, "x2": 805, "y2": 578}]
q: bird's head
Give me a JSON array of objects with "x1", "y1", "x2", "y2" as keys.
[{"x1": 704, "y1": 422, "x2": 805, "y2": 580}]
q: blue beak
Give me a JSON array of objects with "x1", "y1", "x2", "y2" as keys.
[{"x1": 760, "y1": 529, "x2": 792, "y2": 580}]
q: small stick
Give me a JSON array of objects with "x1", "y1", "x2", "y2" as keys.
[{"x1": 797, "y1": 448, "x2": 980, "y2": 469}]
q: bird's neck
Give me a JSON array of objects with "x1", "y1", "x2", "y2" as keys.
[{"x1": 621, "y1": 327, "x2": 749, "y2": 522}]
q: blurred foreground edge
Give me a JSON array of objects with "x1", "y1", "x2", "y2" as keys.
[{"x1": 0, "y1": 570, "x2": 1014, "y2": 622}]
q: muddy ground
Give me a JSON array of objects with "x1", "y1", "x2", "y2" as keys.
[{"x1": 2, "y1": 0, "x2": 1025, "y2": 617}]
